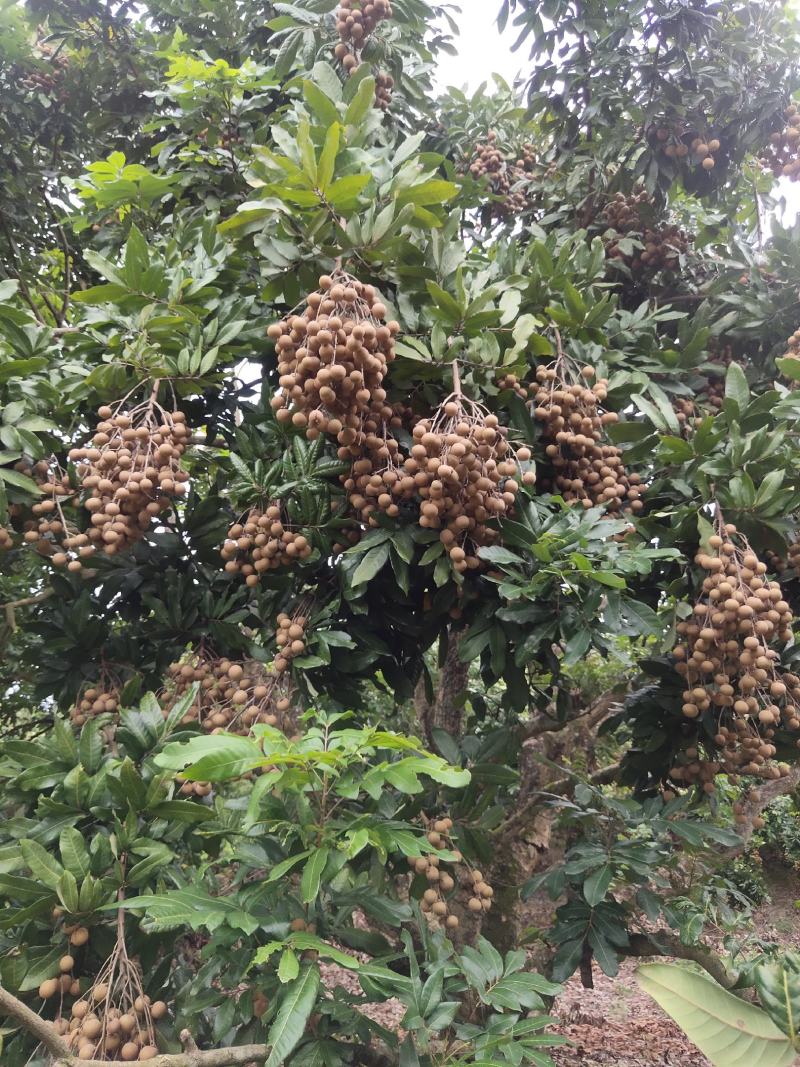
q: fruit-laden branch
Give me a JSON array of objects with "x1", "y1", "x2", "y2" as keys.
[
  {"x1": 623, "y1": 930, "x2": 739, "y2": 993},
  {"x1": 0, "y1": 985, "x2": 269, "y2": 1067},
  {"x1": 0, "y1": 986, "x2": 396, "y2": 1067}
]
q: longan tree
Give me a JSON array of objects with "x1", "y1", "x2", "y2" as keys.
[{"x1": 4, "y1": 0, "x2": 800, "y2": 1064}]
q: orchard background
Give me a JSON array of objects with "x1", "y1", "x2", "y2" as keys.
[{"x1": 4, "y1": 1, "x2": 800, "y2": 1065}]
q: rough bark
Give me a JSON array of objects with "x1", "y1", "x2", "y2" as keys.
[
  {"x1": 415, "y1": 630, "x2": 469, "y2": 746},
  {"x1": 623, "y1": 930, "x2": 740, "y2": 992}
]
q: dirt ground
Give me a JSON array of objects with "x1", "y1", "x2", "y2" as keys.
[
  {"x1": 319, "y1": 865, "x2": 799, "y2": 1065},
  {"x1": 550, "y1": 863, "x2": 800, "y2": 1066}
]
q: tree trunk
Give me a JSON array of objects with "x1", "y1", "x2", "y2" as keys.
[{"x1": 415, "y1": 630, "x2": 469, "y2": 746}]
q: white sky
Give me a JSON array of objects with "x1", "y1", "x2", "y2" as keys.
[{"x1": 434, "y1": 9, "x2": 520, "y2": 92}]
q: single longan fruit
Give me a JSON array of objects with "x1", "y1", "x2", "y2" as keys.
[
  {"x1": 39, "y1": 978, "x2": 59, "y2": 999},
  {"x1": 70, "y1": 927, "x2": 90, "y2": 947},
  {"x1": 702, "y1": 157, "x2": 715, "y2": 170},
  {"x1": 150, "y1": 1001, "x2": 168, "y2": 1019},
  {"x1": 140, "y1": 1047, "x2": 159, "y2": 1061},
  {"x1": 120, "y1": 1041, "x2": 140, "y2": 1060},
  {"x1": 445, "y1": 915, "x2": 459, "y2": 929},
  {"x1": 60, "y1": 955, "x2": 75, "y2": 973},
  {"x1": 467, "y1": 897, "x2": 483, "y2": 912}
]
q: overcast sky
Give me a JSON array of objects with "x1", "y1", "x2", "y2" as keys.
[{"x1": 434, "y1": 9, "x2": 520, "y2": 92}]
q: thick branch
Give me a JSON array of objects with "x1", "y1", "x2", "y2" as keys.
[
  {"x1": 624, "y1": 931, "x2": 739, "y2": 992},
  {"x1": 722, "y1": 766, "x2": 800, "y2": 858},
  {"x1": 520, "y1": 692, "x2": 621, "y2": 740},
  {"x1": 3, "y1": 588, "x2": 55, "y2": 631},
  {"x1": 0, "y1": 984, "x2": 71, "y2": 1058},
  {"x1": 495, "y1": 762, "x2": 621, "y2": 844}
]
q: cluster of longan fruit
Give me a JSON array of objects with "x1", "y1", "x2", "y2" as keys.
[
  {"x1": 38, "y1": 952, "x2": 81, "y2": 1002},
  {"x1": 70, "y1": 680, "x2": 120, "y2": 726},
  {"x1": 72, "y1": 402, "x2": 190, "y2": 548},
  {"x1": 165, "y1": 651, "x2": 293, "y2": 737},
  {"x1": 468, "y1": 132, "x2": 537, "y2": 218},
  {"x1": 531, "y1": 362, "x2": 643, "y2": 512},
  {"x1": 780, "y1": 328, "x2": 800, "y2": 364},
  {"x1": 221, "y1": 504, "x2": 312, "y2": 586},
  {"x1": 670, "y1": 525, "x2": 797, "y2": 790},
  {"x1": 496, "y1": 373, "x2": 530, "y2": 400},
  {"x1": 56, "y1": 990, "x2": 166, "y2": 1061},
  {"x1": 604, "y1": 214, "x2": 690, "y2": 273},
  {"x1": 334, "y1": 0, "x2": 392, "y2": 60},
  {"x1": 274, "y1": 611, "x2": 308, "y2": 674},
  {"x1": 269, "y1": 271, "x2": 397, "y2": 438},
  {"x1": 760, "y1": 105, "x2": 800, "y2": 182},
  {"x1": 333, "y1": 0, "x2": 394, "y2": 107},
  {"x1": 42, "y1": 401, "x2": 192, "y2": 569},
  {"x1": 651, "y1": 124, "x2": 720, "y2": 170},
  {"x1": 406, "y1": 396, "x2": 535, "y2": 570},
  {"x1": 601, "y1": 189, "x2": 653, "y2": 233},
  {"x1": 412, "y1": 817, "x2": 494, "y2": 930}
]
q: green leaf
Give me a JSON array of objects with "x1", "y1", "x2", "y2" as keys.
[
  {"x1": 0, "y1": 468, "x2": 43, "y2": 495},
  {"x1": 300, "y1": 848, "x2": 329, "y2": 904},
  {"x1": 59, "y1": 828, "x2": 90, "y2": 881},
  {"x1": 724, "y1": 362, "x2": 750, "y2": 411},
  {"x1": 20, "y1": 840, "x2": 64, "y2": 890},
  {"x1": 590, "y1": 571, "x2": 626, "y2": 589},
  {"x1": 583, "y1": 863, "x2": 613, "y2": 906},
  {"x1": 264, "y1": 965, "x2": 321, "y2": 1067},
  {"x1": 397, "y1": 180, "x2": 457, "y2": 207},
  {"x1": 78, "y1": 719, "x2": 103, "y2": 774},
  {"x1": 317, "y1": 123, "x2": 340, "y2": 194},
  {"x1": 776, "y1": 357, "x2": 800, "y2": 382},
  {"x1": 278, "y1": 948, "x2": 300, "y2": 983},
  {"x1": 755, "y1": 955, "x2": 800, "y2": 1045},
  {"x1": 637, "y1": 963, "x2": 795, "y2": 1066},
  {"x1": 303, "y1": 81, "x2": 339, "y2": 125},
  {"x1": 344, "y1": 76, "x2": 375, "y2": 126},
  {"x1": 351, "y1": 542, "x2": 390, "y2": 586}
]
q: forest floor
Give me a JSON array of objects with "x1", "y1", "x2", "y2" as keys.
[
  {"x1": 321, "y1": 865, "x2": 800, "y2": 1064},
  {"x1": 549, "y1": 862, "x2": 800, "y2": 1066}
]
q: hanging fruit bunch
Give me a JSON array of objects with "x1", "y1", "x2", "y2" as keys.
[
  {"x1": 57, "y1": 921, "x2": 166, "y2": 1061},
  {"x1": 274, "y1": 608, "x2": 309, "y2": 675},
  {"x1": 268, "y1": 270, "x2": 404, "y2": 527},
  {"x1": 69, "y1": 673, "x2": 122, "y2": 726},
  {"x1": 22, "y1": 460, "x2": 85, "y2": 568},
  {"x1": 269, "y1": 270, "x2": 397, "y2": 437},
  {"x1": 601, "y1": 192, "x2": 690, "y2": 274},
  {"x1": 759, "y1": 104, "x2": 800, "y2": 182},
  {"x1": 779, "y1": 328, "x2": 800, "y2": 366},
  {"x1": 411, "y1": 815, "x2": 494, "y2": 931},
  {"x1": 670, "y1": 519, "x2": 797, "y2": 794},
  {"x1": 38, "y1": 951, "x2": 81, "y2": 1004},
  {"x1": 164, "y1": 647, "x2": 296, "y2": 738},
  {"x1": 332, "y1": 0, "x2": 394, "y2": 109},
  {"x1": 0, "y1": 525, "x2": 12, "y2": 550},
  {"x1": 62, "y1": 388, "x2": 190, "y2": 563},
  {"x1": 405, "y1": 363, "x2": 535, "y2": 572},
  {"x1": 648, "y1": 121, "x2": 720, "y2": 171},
  {"x1": 530, "y1": 348, "x2": 643, "y2": 512},
  {"x1": 221, "y1": 502, "x2": 313, "y2": 586},
  {"x1": 496, "y1": 372, "x2": 530, "y2": 400},
  {"x1": 467, "y1": 131, "x2": 537, "y2": 220}
]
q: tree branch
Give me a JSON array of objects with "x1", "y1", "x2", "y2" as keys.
[
  {"x1": 520, "y1": 691, "x2": 622, "y2": 740},
  {"x1": 0, "y1": 984, "x2": 72, "y2": 1058},
  {"x1": 0, "y1": 986, "x2": 272, "y2": 1067},
  {"x1": 623, "y1": 930, "x2": 739, "y2": 993},
  {"x1": 3, "y1": 588, "x2": 55, "y2": 631}
]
